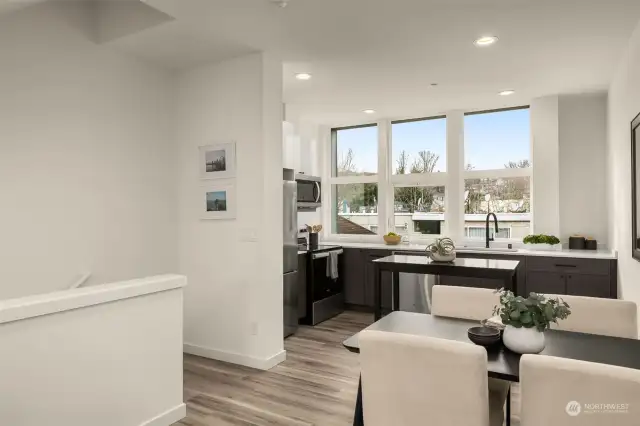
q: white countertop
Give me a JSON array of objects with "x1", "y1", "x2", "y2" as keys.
[{"x1": 322, "y1": 241, "x2": 617, "y2": 260}]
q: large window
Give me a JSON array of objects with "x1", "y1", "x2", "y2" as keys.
[
  {"x1": 464, "y1": 108, "x2": 531, "y2": 170},
  {"x1": 333, "y1": 124, "x2": 378, "y2": 177},
  {"x1": 326, "y1": 107, "x2": 532, "y2": 241},
  {"x1": 464, "y1": 108, "x2": 532, "y2": 239},
  {"x1": 331, "y1": 125, "x2": 379, "y2": 235},
  {"x1": 392, "y1": 117, "x2": 447, "y2": 175}
]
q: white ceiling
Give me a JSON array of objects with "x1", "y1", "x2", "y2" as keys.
[{"x1": 8, "y1": 0, "x2": 640, "y2": 125}]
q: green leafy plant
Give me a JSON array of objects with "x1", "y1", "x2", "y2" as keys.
[
  {"x1": 426, "y1": 237, "x2": 455, "y2": 255},
  {"x1": 493, "y1": 289, "x2": 571, "y2": 332},
  {"x1": 523, "y1": 234, "x2": 561, "y2": 245}
]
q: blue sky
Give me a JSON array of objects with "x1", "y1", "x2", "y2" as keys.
[{"x1": 336, "y1": 108, "x2": 530, "y2": 173}]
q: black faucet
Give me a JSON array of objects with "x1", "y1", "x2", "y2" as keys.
[{"x1": 486, "y1": 213, "x2": 499, "y2": 248}]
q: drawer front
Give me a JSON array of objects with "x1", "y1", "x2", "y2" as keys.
[{"x1": 526, "y1": 256, "x2": 610, "y2": 276}]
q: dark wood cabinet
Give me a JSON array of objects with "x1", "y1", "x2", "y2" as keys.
[
  {"x1": 524, "y1": 271, "x2": 566, "y2": 295},
  {"x1": 566, "y1": 274, "x2": 611, "y2": 298},
  {"x1": 524, "y1": 256, "x2": 616, "y2": 299},
  {"x1": 342, "y1": 248, "x2": 366, "y2": 305},
  {"x1": 339, "y1": 247, "x2": 617, "y2": 310},
  {"x1": 297, "y1": 253, "x2": 307, "y2": 319}
]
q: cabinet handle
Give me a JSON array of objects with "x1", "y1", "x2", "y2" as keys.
[{"x1": 555, "y1": 264, "x2": 577, "y2": 268}]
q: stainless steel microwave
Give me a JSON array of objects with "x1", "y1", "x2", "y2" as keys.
[{"x1": 296, "y1": 174, "x2": 321, "y2": 209}]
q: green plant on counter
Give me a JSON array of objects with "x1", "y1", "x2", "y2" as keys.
[
  {"x1": 385, "y1": 232, "x2": 399, "y2": 237},
  {"x1": 523, "y1": 234, "x2": 560, "y2": 245},
  {"x1": 426, "y1": 237, "x2": 455, "y2": 255},
  {"x1": 493, "y1": 289, "x2": 571, "y2": 332}
]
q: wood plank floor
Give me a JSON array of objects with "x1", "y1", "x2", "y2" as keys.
[
  {"x1": 175, "y1": 310, "x2": 520, "y2": 426},
  {"x1": 176, "y1": 311, "x2": 372, "y2": 426}
]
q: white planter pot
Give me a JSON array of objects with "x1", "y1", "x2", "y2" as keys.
[
  {"x1": 429, "y1": 251, "x2": 456, "y2": 262},
  {"x1": 502, "y1": 325, "x2": 545, "y2": 354},
  {"x1": 524, "y1": 243, "x2": 562, "y2": 251}
]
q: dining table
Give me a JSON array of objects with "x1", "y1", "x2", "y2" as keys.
[{"x1": 344, "y1": 311, "x2": 640, "y2": 426}]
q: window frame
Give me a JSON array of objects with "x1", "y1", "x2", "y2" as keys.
[
  {"x1": 322, "y1": 107, "x2": 532, "y2": 244},
  {"x1": 329, "y1": 123, "x2": 383, "y2": 239}
]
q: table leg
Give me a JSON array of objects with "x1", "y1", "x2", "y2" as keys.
[
  {"x1": 393, "y1": 271, "x2": 400, "y2": 312},
  {"x1": 374, "y1": 263, "x2": 382, "y2": 321},
  {"x1": 353, "y1": 375, "x2": 364, "y2": 426},
  {"x1": 506, "y1": 384, "x2": 511, "y2": 426}
]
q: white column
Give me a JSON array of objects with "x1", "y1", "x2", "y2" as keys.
[
  {"x1": 530, "y1": 96, "x2": 560, "y2": 236},
  {"x1": 446, "y1": 111, "x2": 465, "y2": 243},
  {"x1": 378, "y1": 119, "x2": 391, "y2": 235}
]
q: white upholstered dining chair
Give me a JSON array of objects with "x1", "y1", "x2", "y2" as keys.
[
  {"x1": 520, "y1": 354, "x2": 640, "y2": 426},
  {"x1": 359, "y1": 330, "x2": 507, "y2": 426},
  {"x1": 547, "y1": 294, "x2": 638, "y2": 339},
  {"x1": 431, "y1": 285, "x2": 500, "y2": 321}
]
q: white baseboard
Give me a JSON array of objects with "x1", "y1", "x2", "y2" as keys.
[
  {"x1": 139, "y1": 403, "x2": 186, "y2": 426},
  {"x1": 184, "y1": 343, "x2": 286, "y2": 370}
]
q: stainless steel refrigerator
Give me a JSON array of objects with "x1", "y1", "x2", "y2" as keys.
[{"x1": 283, "y1": 169, "x2": 299, "y2": 338}]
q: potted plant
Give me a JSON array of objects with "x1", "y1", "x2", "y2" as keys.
[
  {"x1": 493, "y1": 289, "x2": 571, "y2": 354},
  {"x1": 426, "y1": 237, "x2": 456, "y2": 262},
  {"x1": 523, "y1": 234, "x2": 561, "y2": 251}
]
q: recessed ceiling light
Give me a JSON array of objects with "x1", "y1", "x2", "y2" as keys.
[
  {"x1": 499, "y1": 90, "x2": 515, "y2": 96},
  {"x1": 430, "y1": 83, "x2": 439, "y2": 87},
  {"x1": 363, "y1": 109, "x2": 376, "y2": 114},
  {"x1": 474, "y1": 36, "x2": 498, "y2": 47},
  {"x1": 295, "y1": 73, "x2": 312, "y2": 80}
]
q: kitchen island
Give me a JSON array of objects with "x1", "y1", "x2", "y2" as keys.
[{"x1": 372, "y1": 254, "x2": 519, "y2": 320}]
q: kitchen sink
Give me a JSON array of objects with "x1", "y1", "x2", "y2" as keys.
[{"x1": 458, "y1": 247, "x2": 519, "y2": 253}]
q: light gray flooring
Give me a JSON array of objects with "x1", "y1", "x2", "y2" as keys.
[{"x1": 176, "y1": 310, "x2": 520, "y2": 425}]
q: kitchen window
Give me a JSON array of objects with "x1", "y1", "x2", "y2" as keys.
[
  {"x1": 330, "y1": 125, "x2": 380, "y2": 235},
  {"x1": 324, "y1": 107, "x2": 531, "y2": 242},
  {"x1": 392, "y1": 117, "x2": 447, "y2": 175},
  {"x1": 465, "y1": 226, "x2": 511, "y2": 239},
  {"x1": 393, "y1": 185, "x2": 445, "y2": 238},
  {"x1": 464, "y1": 107, "x2": 532, "y2": 238}
]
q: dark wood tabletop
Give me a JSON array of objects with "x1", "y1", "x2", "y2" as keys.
[
  {"x1": 372, "y1": 254, "x2": 520, "y2": 280},
  {"x1": 343, "y1": 311, "x2": 640, "y2": 382}
]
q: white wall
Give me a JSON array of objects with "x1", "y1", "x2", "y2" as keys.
[
  {"x1": 0, "y1": 3, "x2": 177, "y2": 299},
  {"x1": 608, "y1": 19, "x2": 640, "y2": 310},
  {"x1": 0, "y1": 275, "x2": 186, "y2": 426},
  {"x1": 176, "y1": 53, "x2": 285, "y2": 369},
  {"x1": 559, "y1": 93, "x2": 608, "y2": 243},
  {"x1": 531, "y1": 96, "x2": 560, "y2": 237}
]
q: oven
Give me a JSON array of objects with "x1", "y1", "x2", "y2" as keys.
[
  {"x1": 302, "y1": 246, "x2": 344, "y2": 325},
  {"x1": 296, "y1": 174, "x2": 321, "y2": 209}
]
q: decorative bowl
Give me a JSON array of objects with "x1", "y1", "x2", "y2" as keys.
[
  {"x1": 467, "y1": 326, "x2": 501, "y2": 347},
  {"x1": 383, "y1": 235, "x2": 402, "y2": 245}
]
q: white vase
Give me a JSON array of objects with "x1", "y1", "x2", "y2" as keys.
[{"x1": 502, "y1": 325, "x2": 545, "y2": 354}]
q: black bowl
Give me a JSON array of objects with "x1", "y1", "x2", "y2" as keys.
[{"x1": 467, "y1": 326, "x2": 501, "y2": 347}]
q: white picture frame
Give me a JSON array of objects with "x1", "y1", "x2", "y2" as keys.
[
  {"x1": 199, "y1": 142, "x2": 236, "y2": 180},
  {"x1": 201, "y1": 183, "x2": 236, "y2": 220}
]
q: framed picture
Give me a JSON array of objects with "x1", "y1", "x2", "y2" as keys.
[
  {"x1": 201, "y1": 183, "x2": 236, "y2": 220},
  {"x1": 199, "y1": 142, "x2": 236, "y2": 180}
]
